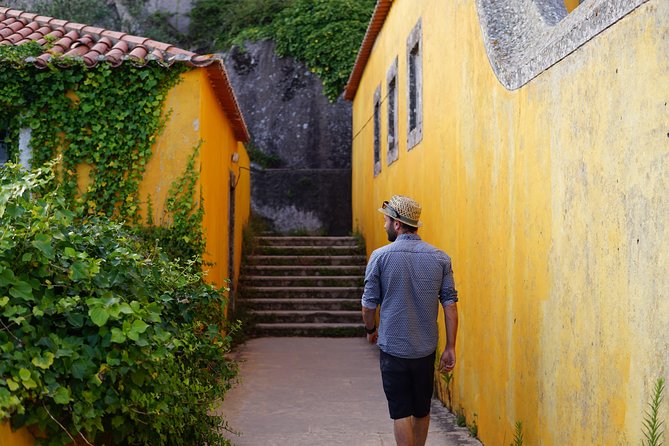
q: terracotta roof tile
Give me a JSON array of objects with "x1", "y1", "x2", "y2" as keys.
[
  {"x1": 100, "y1": 30, "x2": 126, "y2": 40},
  {"x1": 0, "y1": 5, "x2": 250, "y2": 142},
  {"x1": 47, "y1": 18, "x2": 68, "y2": 27},
  {"x1": 128, "y1": 45, "x2": 148, "y2": 60},
  {"x1": 64, "y1": 22, "x2": 86, "y2": 32},
  {"x1": 83, "y1": 25, "x2": 105, "y2": 35}
]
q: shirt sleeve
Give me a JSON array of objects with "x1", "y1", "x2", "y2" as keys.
[
  {"x1": 439, "y1": 254, "x2": 458, "y2": 306},
  {"x1": 361, "y1": 250, "x2": 381, "y2": 309}
]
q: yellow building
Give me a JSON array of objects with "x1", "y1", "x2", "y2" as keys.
[
  {"x1": 0, "y1": 7, "x2": 250, "y2": 444},
  {"x1": 346, "y1": 0, "x2": 668, "y2": 444}
]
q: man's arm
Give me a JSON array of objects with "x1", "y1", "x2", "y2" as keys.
[
  {"x1": 362, "y1": 306, "x2": 378, "y2": 344},
  {"x1": 361, "y1": 251, "x2": 381, "y2": 344},
  {"x1": 439, "y1": 302, "x2": 458, "y2": 372}
]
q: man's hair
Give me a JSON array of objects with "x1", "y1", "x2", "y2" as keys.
[{"x1": 395, "y1": 219, "x2": 418, "y2": 233}]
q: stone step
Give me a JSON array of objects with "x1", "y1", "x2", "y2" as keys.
[
  {"x1": 245, "y1": 255, "x2": 367, "y2": 266},
  {"x1": 242, "y1": 286, "x2": 363, "y2": 299},
  {"x1": 242, "y1": 265, "x2": 367, "y2": 276},
  {"x1": 254, "y1": 323, "x2": 365, "y2": 337},
  {"x1": 253, "y1": 245, "x2": 364, "y2": 256},
  {"x1": 256, "y1": 236, "x2": 359, "y2": 247},
  {"x1": 245, "y1": 298, "x2": 361, "y2": 311},
  {"x1": 241, "y1": 275, "x2": 364, "y2": 288},
  {"x1": 251, "y1": 310, "x2": 360, "y2": 324}
]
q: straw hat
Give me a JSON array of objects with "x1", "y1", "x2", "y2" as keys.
[{"x1": 378, "y1": 195, "x2": 422, "y2": 227}]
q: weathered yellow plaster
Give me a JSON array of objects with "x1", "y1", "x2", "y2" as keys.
[
  {"x1": 0, "y1": 423, "x2": 35, "y2": 446},
  {"x1": 351, "y1": 1, "x2": 667, "y2": 444}
]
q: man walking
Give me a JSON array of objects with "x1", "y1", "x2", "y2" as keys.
[{"x1": 361, "y1": 195, "x2": 459, "y2": 446}]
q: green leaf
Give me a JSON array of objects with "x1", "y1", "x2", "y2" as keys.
[
  {"x1": 70, "y1": 261, "x2": 89, "y2": 281},
  {"x1": 0, "y1": 269, "x2": 16, "y2": 287},
  {"x1": 52, "y1": 386, "x2": 71, "y2": 405},
  {"x1": 21, "y1": 378, "x2": 37, "y2": 389},
  {"x1": 6, "y1": 378, "x2": 19, "y2": 391},
  {"x1": 63, "y1": 247, "x2": 77, "y2": 258},
  {"x1": 31, "y1": 234, "x2": 54, "y2": 259},
  {"x1": 127, "y1": 319, "x2": 149, "y2": 341},
  {"x1": 71, "y1": 359, "x2": 93, "y2": 380},
  {"x1": 110, "y1": 328, "x2": 126, "y2": 343},
  {"x1": 18, "y1": 368, "x2": 31, "y2": 381},
  {"x1": 89, "y1": 307, "x2": 110, "y2": 327},
  {"x1": 32, "y1": 351, "x2": 55, "y2": 369},
  {"x1": 0, "y1": 296, "x2": 8, "y2": 307},
  {"x1": 9, "y1": 281, "x2": 33, "y2": 301}
]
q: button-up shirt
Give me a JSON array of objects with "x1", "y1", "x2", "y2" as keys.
[{"x1": 361, "y1": 233, "x2": 458, "y2": 358}]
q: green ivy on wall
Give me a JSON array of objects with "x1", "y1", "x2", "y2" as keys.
[
  {"x1": 137, "y1": 143, "x2": 206, "y2": 270},
  {"x1": 0, "y1": 42, "x2": 185, "y2": 225}
]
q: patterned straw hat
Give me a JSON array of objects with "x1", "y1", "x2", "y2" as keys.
[{"x1": 378, "y1": 195, "x2": 422, "y2": 227}]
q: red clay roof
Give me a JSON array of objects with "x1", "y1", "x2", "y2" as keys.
[
  {"x1": 0, "y1": 6, "x2": 250, "y2": 142},
  {"x1": 344, "y1": 0, "x2": 393, "y2": 101}
]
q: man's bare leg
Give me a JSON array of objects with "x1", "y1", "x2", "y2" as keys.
[
  {"x1": 393, "y1": 416, "x2": 414, "y2": 446},
  {"x1": 413, "y1": 415, "x2": 430, "y2": 446}
]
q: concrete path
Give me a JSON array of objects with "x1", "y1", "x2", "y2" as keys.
[{"x1": 216, "y1": 337, "x2": 482, "y2": 446}]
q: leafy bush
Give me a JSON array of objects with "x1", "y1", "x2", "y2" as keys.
[{"x1": 0, "y1": 162, "x2": 236, "y2": 445}]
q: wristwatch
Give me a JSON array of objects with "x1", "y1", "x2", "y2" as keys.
[{"x1": 365, "y1": 324, "x2": 376, "y2": 334}]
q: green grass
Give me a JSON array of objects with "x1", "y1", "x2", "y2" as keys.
[{"x1": 642, "y1": 377, "x2": 665, "y2": 446}]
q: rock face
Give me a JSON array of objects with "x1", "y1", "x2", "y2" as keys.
[{"x1": 223, "y1": 40, "x2": 352, "y2": 235}]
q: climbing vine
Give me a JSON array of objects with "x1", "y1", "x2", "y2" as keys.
[
  {"x1": 0, "y1": 42, "x2": 186, "y2": 224},
  {"x1": 137, "y1": 143, "x2": 206, "y2": 270}
]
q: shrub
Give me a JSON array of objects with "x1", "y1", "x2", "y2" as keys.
[{"x1": 0, "y1": 162, "x2": 236, "y2": 445}]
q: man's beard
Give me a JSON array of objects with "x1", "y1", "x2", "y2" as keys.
[{"x1": 386, "y1": 225, "x2": 398, "y2": 242}]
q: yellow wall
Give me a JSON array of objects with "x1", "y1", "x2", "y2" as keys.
[
  {"x1": 139, "y1": 68, "x2": 250, "y2": 291},
  {"x1": 351, "y1": 1, "x2": 669, "y2": 444},
  {"x1": 198, "y1": 71, "x2": 251, "y2": 291},
  {"x1": 0, "y1": 422, "x2": 35, "y2": 446}
]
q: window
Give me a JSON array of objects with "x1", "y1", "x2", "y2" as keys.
[
  {"x1": 0, "y1": 129, "x2": 8, "y2": 165},
  {"x1": 18, "y1": 128, "x2": 32, "y2": 168},
  {"x1": 386, "y1": 57, "x2": 398, "y2": 165},
  {"x1": 406, "y1": 19, "x2": 423, "y2": 150},
  {"x1": 373, "y1": 86, "x2": 382, "y2": 176}
]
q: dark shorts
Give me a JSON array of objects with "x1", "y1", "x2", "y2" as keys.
[{"x1": 379, "y1": 350, "x2": 436, "y2": 420}]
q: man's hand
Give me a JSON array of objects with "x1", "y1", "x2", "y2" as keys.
[
  {"x1": 439, "y1": 347, "x2": 456, "y2": 372},
  {"x1": 366, "y1": 330, "x2": 378, "y2": 344}
]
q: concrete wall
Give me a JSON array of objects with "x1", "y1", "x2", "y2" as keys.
[{"x1": 350, "y1": 0, "x2": 669, "y2": 444}]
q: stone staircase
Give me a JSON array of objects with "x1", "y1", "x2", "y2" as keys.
[{"x1": 240, "y1": 236, "x2": 367, "y2": 337}]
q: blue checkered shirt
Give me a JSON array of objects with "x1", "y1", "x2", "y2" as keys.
[{"x1": 361, "y1": 233, "x2": 458, "y2": 359}]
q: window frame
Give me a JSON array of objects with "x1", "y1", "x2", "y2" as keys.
[
  {"x1": 386, "y1": 57, "x2": 399, "y2": 166},
  {"x1": 373, "y1": 85, "x2": 382, "y2": 177},
  {"x1": 406, "y1": 18, "x2": 423, "y2": 150}
]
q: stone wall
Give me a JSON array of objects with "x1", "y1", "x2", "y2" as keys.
[
  {"x1": 251, "y1": 168, "x2": 351, "y2": 236},
  {"x1": 223, "y1": 40, "x2": 352, "y2": 235}
]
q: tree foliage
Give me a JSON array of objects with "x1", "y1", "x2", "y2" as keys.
[{"x1": 190, "y1": 0, "x2": 376, "y2": 101}]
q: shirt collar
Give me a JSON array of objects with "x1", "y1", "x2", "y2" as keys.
[{"x1": 397, "y1": 233, "x2": 421, "y2": 241}]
